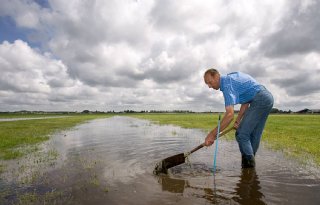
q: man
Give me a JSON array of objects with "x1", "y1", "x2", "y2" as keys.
[{"x1": 203, "y1": 68, "x2": 274, "y2": 168}]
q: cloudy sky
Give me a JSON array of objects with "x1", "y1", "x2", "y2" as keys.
[{"x1": 0, "y1": 0, "x2": 319, "y2": 112}]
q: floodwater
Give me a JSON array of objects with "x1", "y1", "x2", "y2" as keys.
[{"x1": 1, "y1": 116, "x2": 320, "y2": 204}]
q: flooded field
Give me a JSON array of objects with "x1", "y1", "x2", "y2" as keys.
[
  {"x1": 0, "y1": 116, "x2": 69, "y2": 122},
  {"x1": 1, "y1": 116, "x2": 320, "y2": 204}
]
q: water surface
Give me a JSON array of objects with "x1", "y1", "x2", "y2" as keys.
[{"x1": 1, "y1": 116, "x2": 319, "y2": 204}]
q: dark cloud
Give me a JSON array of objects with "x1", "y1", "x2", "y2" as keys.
[
  {"x1": 116, "y1": 65, "x2": 189, "y2": 87},
  {"x1": 271, "y1": 71, "x2": 320, "y2": 96},
  {"x1": 188, "y1": 92, "x2": 224, "y2": 110},
  {"x1": 260, "y1": 1, "x2": 320, "y2": 57},
  {"x1": 2, "y1": 92, "x2": 48, "y2": 106},
  {"x1": 0, "y1": 80, "x2": 24, "y2": 93},
  {"x1": 47, "y1": 78, "x2": 70, "y2": 88},
  {"x1": 144, "y1": 62, "x2": 196, "y2": 84},
  {"x1": 149, "y1": 0, "x2": 189, "y2": 33},
  {"x1": 228, "y1": 60, "x2": 268, "y2": 79}
]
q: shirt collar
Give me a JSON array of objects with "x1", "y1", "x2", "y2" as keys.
[{"x1": 220, "y1": 75, "x2": 226, "y2": 91}]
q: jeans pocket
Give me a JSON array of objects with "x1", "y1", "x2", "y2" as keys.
[{"x1": 252, "y1": 90, "x2": 273, "y2": 108}]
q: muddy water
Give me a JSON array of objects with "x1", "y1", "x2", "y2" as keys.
[{"x1": 1, "y1": 116, "x2": 320, "y2": 204}]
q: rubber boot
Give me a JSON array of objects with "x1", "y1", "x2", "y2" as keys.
[{"x1": 241, "y1": 155, "x2": 255, "y2": 168}]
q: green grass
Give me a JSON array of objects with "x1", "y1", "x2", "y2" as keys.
[
  {"x1": 126, "y1": 113, "x2": 219, "y2": 131},
  {"x1": 264, "y1": 115, "x2": 320, "y2": 164},
  {"x1": 0, "y1": 113, "x2": 65, "y2": 118},
  {"x1": 127, "y1": 113, "x2": 320, "y2": 165},
  {"x1": 0, "y1": 114, "x2": 113, "y2": 160}
]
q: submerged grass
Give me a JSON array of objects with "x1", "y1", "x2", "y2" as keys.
[
  {"x1": 17, "y1": 190, "x2": 65, "y2": 205},
  {"x1": 0, "y1": 114, "x2": 113, "y2": 160},
  {"x1": 127, "y1": 113, "x2": 320, "y2": 166},
  {"x1": 0, "y1": 164, "x2": 5, "y2": 174}
]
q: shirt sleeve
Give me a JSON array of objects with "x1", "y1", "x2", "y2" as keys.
[{"x1": 223, "y1": 87, "x2": 237, "y2": 107}]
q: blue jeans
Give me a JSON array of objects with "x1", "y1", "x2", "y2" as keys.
[{"x1": 235, "y1": 86, "x2": 274, "y2": 160}]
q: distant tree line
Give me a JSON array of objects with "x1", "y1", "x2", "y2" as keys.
[
  {"x1": 270, "y1": 108, "x2": 292, "y2": 114},
  {"x1": 295, "y1": 108, "x2": 320, "y2": 114},
  {"x1": 1, "y1": 108, "x2": 319, "y2": 114},
  {"x1": 122, "y1": 110, "x2": 195, "y2": 113}
]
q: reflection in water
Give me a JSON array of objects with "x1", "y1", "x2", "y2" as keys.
[
  {"x1": 158, "y1": 164, "x2": 266, "y2": 205},
  {"x1": 233, "y1": 168, "x2": 266, "y2": 205},
  {"x1": 158, "y1": 166, "x2": 266, "y2": 205},
  {"x1": 158, "y1": 176, "x2": 188, "y2": 193}
]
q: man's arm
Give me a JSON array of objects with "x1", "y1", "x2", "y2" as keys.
[
  {"x1": 234, "y1": 103, "x2": 249, "y2": 129},
  {"x1": 204, "y1": 106, "x2": 234, "y2": 146}
]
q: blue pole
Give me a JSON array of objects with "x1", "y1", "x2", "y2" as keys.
[{"x1": 213, "y1": 114, "x2": 221, "y2": 174}]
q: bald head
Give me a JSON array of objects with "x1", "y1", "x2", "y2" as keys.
[
  {"x1": 204, "y1": 68, "x2": 220, "y2": 90},
  {"x1": 204, "y1": 68, "x2": 219, "y2": 78}
]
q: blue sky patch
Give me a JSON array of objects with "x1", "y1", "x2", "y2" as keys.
[{"x1": 0, "y1": 16, "x2": 42, "y2": 48}]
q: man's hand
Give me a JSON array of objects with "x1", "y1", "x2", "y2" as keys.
[
  {"x1": 233, "y1": 120, "x2": 240, "y2": 129},
  {"x1": 204, "y1": 131, "x2": 216, "y2": 146},
  {"x1": 233, "y1": 103, "x2": 248, "y2": 129}
]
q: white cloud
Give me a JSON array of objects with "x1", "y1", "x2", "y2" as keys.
[
  {"x1": 0, "y1": 40, "x2": 84, "y2": 110},
  {"x1": 0, "y1": 0, "x2": 45, "y2": 29},
  {"x1": 0, "y1": 0, "x2": 319, "y2": 111},
  {"x1": 0, "y1": 40, "x2": 51, "y2": 93}
]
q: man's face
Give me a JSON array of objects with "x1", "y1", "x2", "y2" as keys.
[{"x1": 204, "y1": 73, "x2": 219, "y2": 90}]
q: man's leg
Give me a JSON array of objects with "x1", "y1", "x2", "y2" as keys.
[
  {"x1": 236, "y1": 105, "x2": 261, "y2": 168},
  {"x1": 250, "y1": 90, "x2": 273, "y2": 155},
  {"x1": 250, "y1": 114, "x2": 269, "y2": 156},
  {"x1": 236, "y1": 87, "x2": 273, "y2": 168}
]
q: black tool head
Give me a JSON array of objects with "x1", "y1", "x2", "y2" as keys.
[{"x1": 153, "y1": 153, "x2": 185, "y2": 175}]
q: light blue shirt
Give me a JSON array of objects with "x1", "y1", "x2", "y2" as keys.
[{"x1": 220, "y1": 72, "x2": 261, "y2": 107}]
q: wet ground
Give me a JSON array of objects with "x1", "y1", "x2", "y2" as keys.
[
  {"x1": 1, "y1": 116, "x2": 320, "y2": 204},
  {"x1": 0, "y1": 116, "x2": 69, "y2": 122}
]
